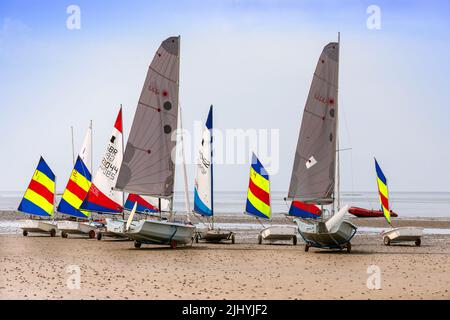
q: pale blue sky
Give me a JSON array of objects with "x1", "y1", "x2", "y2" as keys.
[{"x1": 1, "y1": 0, "x2": 449, "y2": 193}]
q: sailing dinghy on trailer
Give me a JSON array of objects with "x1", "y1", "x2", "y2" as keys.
[
  {"x1": 79, "y1": 107, "x2": 127, "y2": 240},
  {"x1": 115, "y1": 36, "x2": 195, "y2": 249},
  {"x1": 245, "y1": 153, "x2": 297, "y2": 245},
  {"x1": 193, "y1": 106, "x2": 235, "y2": 243},
  {"x1": 287, "y1": 35, "x2": 357, "y2": 253},
  {"x1": 57, "y1": 125, "x2": 98, "y2": 238},
  {"x1": 374, "y1": 159, "x2": 423, "y2": 246},
  {"x1": 18, "y1": 157, "x2": 59, "y2": 237}
]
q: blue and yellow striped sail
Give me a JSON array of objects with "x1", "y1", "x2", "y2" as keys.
[
  {"x1": 375, "y1": 158, "x2": 391, "y2": 225},
  {"x1": 245, "y1": 153, "x2": 271, "y2": 219},
  {"x1": 57, "y1": 156, "x2": 92, "y2": 218},
  {"x1": 18, "y1": 157, "x2": 56, "y2": 217}
]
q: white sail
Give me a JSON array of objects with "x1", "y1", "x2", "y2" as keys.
[
  {"x1": 81, "y1": 108, "x2": 124, "y2": 213},
  {"x1": 193, "y1": 106, "x2": 213, "y2": 217}
]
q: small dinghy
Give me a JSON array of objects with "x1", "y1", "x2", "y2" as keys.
[
  {"x1": 349, "y1": 206, "x2": 398, "y2": 218},
  {"x1": 374, "y1": 159, "x2": 424, "y2": 246},
  {"x1": 286, "y1": 35, "x2": 357, "y2": 252},
  {"x1": 193, "y1": 106, "x2": 235, "y2": 243},
  {"x1": 18, "y1": 157, "x2": 58, "y2": 237},
  {"x1": 115, "y1": 36, "x2": 196, "y2": 249},
  {"x1": 57, "y1": 125, "x2": 99, "y2": 238},
  {"x1": 246, "y1": 153, "x2": 297, "y2": 245}
]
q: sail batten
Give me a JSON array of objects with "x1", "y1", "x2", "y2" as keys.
[
  {"x1": 288, "y1": 42, "x2": 339, "y2": 204},
  {"x1": 116, "y1": 36, "x2": 180, "y2": 196}
]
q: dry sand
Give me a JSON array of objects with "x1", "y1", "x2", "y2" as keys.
[{"x1": 1, "y1": 225, "x2": 450, "y2": 300}]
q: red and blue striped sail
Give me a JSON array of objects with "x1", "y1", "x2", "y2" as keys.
[
  {"x1": 245, "y1": 153, "x2": 271, "y2": 219},
  {"x1": 124, "y1": 194, "x2": 159, "y2": 214},
  {"x1": 57, "y1": 156, "x2": 92, "y2": 218},
  {"x1": 18, "y1": 157, "x2": 56, "y2": 217},
  {"x1": 289, "y1": 201, "x2": 322, "y2": 218}
]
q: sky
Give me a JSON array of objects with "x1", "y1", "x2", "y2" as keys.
[{"x1": 1, "y1": 0, "x2": 450, "y2": 194}]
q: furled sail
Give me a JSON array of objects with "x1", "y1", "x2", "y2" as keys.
[
  {"x1": 116, "y1": 36, "x2": 180, "y2": 197},
  {"x1": 81, "y1": 107, "x2": 124, "y2": 213},
  {"x1": 18, "y1": 157, "x2": 56, "y2": 217},
  {"x1": 57, "y1": 127, "x2": 92, "y2": 218},
  {"x1": 245, "y1": 153, "x2": 271, "y2": 219},
  {"x1": 288, "y1": 42, "x2": 339, "y2": 204},
  {"x1": 193, "y1": 106, "x2": 213, "y2": 217},
  {"x1": 375, "y1": 158, "x2": 391, "y2": 224}
]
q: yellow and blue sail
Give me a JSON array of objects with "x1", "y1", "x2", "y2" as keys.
[
  {"x1": 18, "y1": 157, "x2": 56, "y2": 217},
  {"x1": 375, "y1": 158, "x2": 391, "y2": 224},
  {"x1": 245, "y1": 153, "x2": 270, "y2": 219},
  {"x1": 57, "y1": 156, "x2": 92, "y2": 218}
]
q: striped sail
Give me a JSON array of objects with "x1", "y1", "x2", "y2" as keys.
[
  {"x1": 193, "y1": 106, "x2": 213, "y2": 217},
  {"x1": 245, "y1": 153, "x2": 270, "y2": 219},
  {"x1": 57, "y1": 127, "x2": 92, "y2": 218},
  {"x1": 18, "y1": 157, "x2": 56, "y2": 217},
  {"x1": 289, "y1": 201, "x2": 322, "y2": 219},
  {"x1": 124, "y1": 194, "x2": 159, "y2": 214},
  {"x1": 375, "y1": 158, "x2": 391, "y2": 224},
  {"x1": 81, "y1": 107, "x2": 124, "y2": 213}
]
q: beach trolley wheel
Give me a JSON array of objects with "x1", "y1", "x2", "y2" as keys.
[
  {"x1": 88, "y1": 230, "x2": 96, "y2": 239},
  {"x1": 304, "y1": 244, "x2": 310, "y2": 252},
  {"x1": 415, "y1": 239, "x2": 421, "y2": 247},
  {"x1": 134, "y1": 241, "x2": 142, "y2": 249},
  {"x1": 97, "y1": 232, "x2": 103, "y2": 241},
  {"x1": 292, "y1": 236, "x2": 297, "y2": 246},
  {"x1": 61, "y1": 231, "x2": 68, "y2": 239},
  {"x1": 346, "y1": 242, "x2": 352, "y2": 253},
  {"x1": 22, "y1": 230, "x2": 28, "y2": 237},
  {"x1": 383, "y1": 236, "x2": 391, "y2": 246},
  {"x1": 170, "y1": 240, "x2": 177, "y2": 249},
  {"x1": 258, "y1": 234, "x2": 263, "y2": 245},
  {"x1": 50, "y1": 229, "x2": 56, "y2": 237},
  {"x1": 231, "y1": 233, "x2": 235, "y2": 244}
]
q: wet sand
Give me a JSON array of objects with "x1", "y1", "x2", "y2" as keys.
[{"x1": 1, "y1": 230, "x2": 450, "y2": 300}]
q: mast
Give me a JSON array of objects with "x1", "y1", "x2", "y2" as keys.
[
  {"x1": 179, "y1": 106, "x2": 191, "y2": 222},
  {"x1": 210, "y1": 105, "x2": 214, "y2": 229},
  {"x1": 71, "y1": 126, "x2": 75, "y2": 166},
  {"x1": 120, "y1": 104, "x2": 125, "y2": 220},
  {"x1": 336, "y1": 32, "x2": 341, "y2": 214}
]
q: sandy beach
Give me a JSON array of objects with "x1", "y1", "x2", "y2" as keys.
[{"x1": 1, "y1": 214, "x2": 450, "y2": 300}]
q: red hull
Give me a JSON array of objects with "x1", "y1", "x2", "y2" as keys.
[{"x1": 349, "y1": 206, "x2": 398, "y2": 218}]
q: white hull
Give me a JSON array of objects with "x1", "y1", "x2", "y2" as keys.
[
  {"x1": 99, "y1": 218, "x2": 138, "y2": 239},
  {"x1": 259, "y1": 226, "x2": 297, "y2": 244},
  {"x1": 127, "y1": 219, "x2": 196, "y2": 247},
  {"x1": 195, "y1": 228, "x2": 234, "y2": 243},
  {"x1": 382, "y1": 227, "x2": 423, "y2": 246},
  {"x1": 57, "y1": 221, "x2": 98, "y2": 237},
  {"x1": 21, "y1": 220, "x2": 58, "y2": 236}
]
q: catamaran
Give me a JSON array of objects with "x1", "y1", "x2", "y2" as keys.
[
  {"x1": 115, "y1": 36, "x2": 195, "y2": 249},
  {"x1": 56, "y1": 124, "x2": 99, "y2": 238},
  {"x1": 193, "y1": 106, "x2": 235, "y2": 243},
  {"x1": 18, "y1": 157, "x2": 59, "y2": 237},
  {"x1": 79, "y1": 107, "x2": 127, "y2": 240},
  {"x1": 287, "y1": 34, "x2": 357, "y2": 253},
  {"x1": 375, "y1": 158, "x2": 423, "y2": 246},
  {"x1": 245, "y1": 153, "x2": 297, "y2": 245}
]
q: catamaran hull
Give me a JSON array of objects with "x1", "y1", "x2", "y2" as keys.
[
  {"x1": 382, "y1": 227, "x2": 423, "y2": 246},
  {"x1": 21, "y1": 220, "x2": 58, "y2": 237},
  {"x1": 57, "y1": 221, "x2": 99, "y2": 238},
  {"x1": 195, "y1": 229, "x2": 235, "y2": 243},
  {"x1": 126, "y1": 219, "x2": 195, "y2": 248},
  {"x1": 258, "y1": 226, "x2": 297, "y2": 245},
  {"x1": 97, "y1": 218, "x2": 134, "y2": 240},
  {"x1": 295, "y1": 219, "x2": 357, "y2": 252}
]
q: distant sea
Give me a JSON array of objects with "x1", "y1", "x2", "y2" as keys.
[{"x1": 2, "y1": 190, "x2": 450, "y2": 218}]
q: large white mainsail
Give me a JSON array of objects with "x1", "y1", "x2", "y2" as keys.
[{"x1": 288, "y1": 42, "x2": 339, "y2": 205}]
